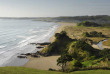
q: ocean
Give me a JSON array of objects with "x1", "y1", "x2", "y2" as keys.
[{"x1": 0, "y1": 19, "x2": 59, "y2": 66}]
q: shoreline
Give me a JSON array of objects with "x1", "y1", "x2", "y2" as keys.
[
  {"x1": 1, "y1": 22, "x2": 59, "y2": 67},
  {"x1": 2, "y1": 21, "x2": 110, "y2": 70},
  {"x1": 23, "y1": 22, "x2": 77, "y2": 70}
]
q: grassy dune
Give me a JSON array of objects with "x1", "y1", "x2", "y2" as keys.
[
  {"x1": 62, "y1": 26, "x2": 110, "y2": 43},
  {"x1": 0, "y1": 67, "x2": 110, "y2": 74}
]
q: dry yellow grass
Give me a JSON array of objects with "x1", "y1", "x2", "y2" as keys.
[
  {"x1": 89, "y1": 37, "x2": 106, "y2": 43},
  {"x1": 50, "y1": 22, "x2": 110, "y2": 43},
  {"x1": 63, "y1": 26, "x2": 110, "y2": 43},
  {"x1": 103, "y1": 39, "x2": 110, "y2": 46}
]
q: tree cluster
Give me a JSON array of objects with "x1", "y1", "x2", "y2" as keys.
[
  {"x1": 83, "y1": 31, "x2": 104, "y2": 37},
  {"x1": 77, "y1": 21, "x2": 101, "y2": 27},
  {"x1": 42, "y1": 31, "x2": 109, "y2": 72},
  {"x1": 56, "y1": 36, "x2": 109, "y2": 72}
]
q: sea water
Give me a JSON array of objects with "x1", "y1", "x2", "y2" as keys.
[{"x1": 0, "y1": 19, "x2": 59, "y2": 66}]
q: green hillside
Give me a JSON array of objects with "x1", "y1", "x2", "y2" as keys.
[{"x1": 0, "y1": 67, "x2": 110, "y2": 74}]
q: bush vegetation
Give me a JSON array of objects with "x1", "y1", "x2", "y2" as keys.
[
  {"x1": 77, "y1": 21, "x2": 101, "y2": 27},
  {"x1": 41, "y1": 31, "x2": 74, "y2": 54},
  {"x1": 57, "y1": 39, "x2": 110, "y2": 72},
  {"x1": 41, "y1": 31, "x2": 110, "y2": 72},
  {"x1": 82, "y1": 31, "x2": 105, "y2": 37},
  {"x1": 77, "y1": 21, "x2": 110, "y2": 28},
  {"x1": 102, "y1": 24, "x2": 110, "y2": 27}
]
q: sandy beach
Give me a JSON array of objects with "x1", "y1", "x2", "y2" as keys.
[
  {"x1": 92, "y1": 44, "x2": 100, "y2": 49},
  {"x1": 23, "y1": 56, "x2": 60, "y2": 70},
  {"x1": 50, "y1": 22, "x2": 77, "y2": 42},
  {"x1": 23, "y1": 22, "x2": 77, "y2": 70}
]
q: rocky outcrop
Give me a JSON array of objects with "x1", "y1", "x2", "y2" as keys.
[
  {"x1": 31, "y1": 53, "x2": 40, "y2": 58},
  {"x1": 18, "y1": 42, "x2": 51, "y2": 59},
  {"x1": 17, "y1": 55, "x2": 27, "y2": 58},
  {"x1": 21, "y1": 53, "x2": 32, "y2": 56},
  {"x1": 37, "y1": 42, "x2": 51, "y2": 46},
  {"x1": 36, "y1": 46, "x2": 44, "y2": 49},
  {"x1": 30, "y1": 42, "x2": 51, "y2": 46},
  {"x1": 36, "y1": 51, "x2": 51, "y2": 57}
]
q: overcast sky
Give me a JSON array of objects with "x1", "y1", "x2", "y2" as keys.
[{"x1": 0, "y1": 0, "x2": 110, "y2": 17}]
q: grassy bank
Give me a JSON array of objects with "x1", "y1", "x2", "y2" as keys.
[{"x1": 0, "y1": 67, "x2": 110, "y2": 74}]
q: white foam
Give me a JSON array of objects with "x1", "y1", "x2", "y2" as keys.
[
  {"x1": 0, "y1": 51, "x2": 6, "y2": 54},
  {"x1": 16, "y1": 25, "x2": 59, "y2": 48},
  {"x1": 0, "y1": 45, "x2": 6, "y2": 49},
  {"x1": 17, "y1": 35, "x2": 37, "y2": 48},
  {"x1": 0, "y1": 22, "x2": 60, "y2": 66}
]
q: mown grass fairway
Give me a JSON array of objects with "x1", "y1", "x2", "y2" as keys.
[{"x1": 0, "y1": 67, "x2": 110, "y2": 74}]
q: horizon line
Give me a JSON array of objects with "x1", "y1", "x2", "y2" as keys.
[{"x1": 0, "y1": 15, "x2": 109, "y2": 18}]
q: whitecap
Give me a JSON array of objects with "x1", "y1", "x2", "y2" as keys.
[
  {"x1": 0, "y1": 45, "x2": 6, "y2": 49},
  {"x1": 0, "y1": 51, "x2": 6, "y2": 54},
  {"x1": 16, "y1": 35, "x2": 37, "y2": 48}
]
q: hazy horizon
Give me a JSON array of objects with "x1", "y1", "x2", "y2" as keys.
[
  {"x1": 0, "y1": 0, "x2": 110, "y2": 17},
  {"x1": 0, "y1": 15, "x2": 110, "y2": 18}
]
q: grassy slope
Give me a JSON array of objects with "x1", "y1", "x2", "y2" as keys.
[{"x1": 0, "y1": 67, "x2": 110, "y2": 74}]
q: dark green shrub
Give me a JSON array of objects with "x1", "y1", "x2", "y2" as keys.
[
  {"x1": 77, "y1": 21, "x2": 101, "y2": 27},
  {"x1": 82, "y1": 31, "x2": 105, "y2": 37}
]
